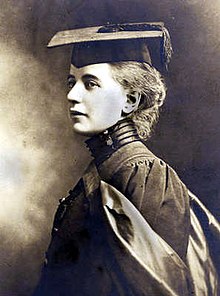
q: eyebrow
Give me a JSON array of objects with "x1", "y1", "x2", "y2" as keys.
[
  {"x1": 81, "y1": 74, "x2": 101, "y2": 83},
  {"x1": 67, "y1": 73, "x2": 101, "y2": 83},
  {"x1": 67, "y1": 74, "x2": 76, "y2": 80}
]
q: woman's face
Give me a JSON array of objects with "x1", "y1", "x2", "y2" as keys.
[{"x1": 67, "y1": 63, "x2": 127, "y2": 136}]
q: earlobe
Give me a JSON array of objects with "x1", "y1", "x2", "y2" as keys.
[{"x1": 122, "y1": 91, "x2": 141, "y2": 114}]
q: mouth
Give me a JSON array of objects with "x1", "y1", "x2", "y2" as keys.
[{"x1": 69, "y1": 109, "x2": 86, "y2": 117}]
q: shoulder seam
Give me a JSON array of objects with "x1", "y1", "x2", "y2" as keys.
[{"x1": 112, "y1": 153, "x2": 156, "y2": 175}]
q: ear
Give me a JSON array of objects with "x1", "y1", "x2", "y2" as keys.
[
  {"x1": 155, "y1": 90, "x2": 166, "y2": 107},
  {"x1": 122, "y1": 91, "x2": 141, "y2": 114}
]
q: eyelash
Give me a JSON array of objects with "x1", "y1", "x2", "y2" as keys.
[
  {"x1": 85, "y1": 80, "x2": 99, "y2": 90},
  {"x1": 67, "y1": 78, "x2": 100, "y2": 90},
  {"x1": 67, "y1": 78, "x2": 76, "y2": 89}
]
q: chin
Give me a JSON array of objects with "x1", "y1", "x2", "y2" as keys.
[
  {"x1": 72, "y1": 126, "x2": 99, "y2": 137},
  {"x1": 72, "y1": 128, "x2": 90, "y2": 137},
  {"x1": 72, "y1": 121, "x2": 120, "y2": 137}
]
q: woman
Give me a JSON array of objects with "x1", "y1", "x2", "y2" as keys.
[{"x1": 33, "y1": 23, "x2": 218, "y2": 295}]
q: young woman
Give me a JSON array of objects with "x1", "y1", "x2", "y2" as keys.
[{"x1": 33, "y1": 23, "x2": 218, "y2": 296}]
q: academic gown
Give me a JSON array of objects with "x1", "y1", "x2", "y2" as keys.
[{"x1": 33, "y1": 119, "x2": 217, "y2": 296}]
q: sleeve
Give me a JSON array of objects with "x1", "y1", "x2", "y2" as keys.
[{"x1": 109, "y1": 157, "x2": 190, "y2": 261}]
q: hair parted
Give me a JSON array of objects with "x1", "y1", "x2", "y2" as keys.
[{"x1": 110, "y1": 62, "x2": 166, "y2": 140}]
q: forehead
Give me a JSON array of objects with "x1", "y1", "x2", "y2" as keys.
[{"x1": 70, "y1": 63, "x2": 114, "y2": 79}]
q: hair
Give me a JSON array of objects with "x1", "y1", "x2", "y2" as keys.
[{"x1": 110, "y1": 62, "x2": 166, "y2": 140}]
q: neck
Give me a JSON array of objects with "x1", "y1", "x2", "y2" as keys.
[{"x1": 85, "y1": 118, "x2": 140, "y2": 166}]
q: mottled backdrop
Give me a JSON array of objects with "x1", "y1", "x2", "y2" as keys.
[{"x1": 0, "y1": 0, "x2": 220, "y2": 295}]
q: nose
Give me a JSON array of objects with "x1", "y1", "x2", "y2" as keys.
[{"x1": 67, "y1": 83, "x2": 83, "y2": 103}]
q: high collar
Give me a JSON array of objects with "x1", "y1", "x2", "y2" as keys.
[{"x1": 85, "y1": 118, "x2": 141, "y2": 166}]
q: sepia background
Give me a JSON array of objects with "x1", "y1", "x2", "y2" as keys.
[{"x1": 0, "y1": 0, "x2": 220, "y2": 295}]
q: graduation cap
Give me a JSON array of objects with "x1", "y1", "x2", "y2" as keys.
[{"x1": 48, "y1": 22, "x2": 173, "y2": 72}]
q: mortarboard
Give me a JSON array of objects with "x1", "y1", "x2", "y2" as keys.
[{"x1": 48, "y1": 22, "x2": 173, "y2": 71}]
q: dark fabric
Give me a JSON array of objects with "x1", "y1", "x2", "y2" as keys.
[
  {"x1": 48, "y1": 22, "x2": 173, "y2": 71},
  {"x1": 33, "y1": 120, "x2": 192, "y2": 295},
  {"x1": 85, "y1": 119, "x2": 190, "y2": 259},
  {"x1": 71, "y1": 38, "x2": 152, "y2": 68},
  {"x1": 97, "y1": 179, "x2": 192, "y2": 295},
  {"x1": 83, "y1": 164, "x2": 219, "y2": 295},
  {"x1": 69, "y1": 23, "x2": 172, "y2": 71},
  {"x1": 97, "y1": 140, "x2": 190, "y2": 261},
  {"x1": 186, "y1": 191, "x2": 220, "y2": 295},
  {"x1": 85, "y1": 118, "x2": 140, "y2": 166}
]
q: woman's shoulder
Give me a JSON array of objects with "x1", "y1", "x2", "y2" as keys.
[
  {"x1": 98, "y1": 140, "x2": 173, "y2": 181},
  {"x1": 98, "y1": 140, "x2": 149, "y2": 168},
  {"x1": 98, "y1": 140, "x2": 188, "y2": 208},
  {"x1": 98, "y1": 141, "x2": 190, "y2": 259}
]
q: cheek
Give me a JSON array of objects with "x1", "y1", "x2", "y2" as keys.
[
  {"x1": 103, "y1": 88, "x2": 126, "y2": 111},
  {"x1": 87, "y1": 87, "x2": 126, "y2": 122},
  {"x1": 108, "y1": 100, "x2": 122, "y2": 115},
  {"x1": 110, "y1": 94, "x2": 126, "y2": 114}
]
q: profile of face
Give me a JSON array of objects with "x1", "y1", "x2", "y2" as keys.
[{"x1": 67, "y1": 63, "x2": 140, "y2": 136}]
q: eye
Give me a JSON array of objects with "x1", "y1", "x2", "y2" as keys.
[
  {"x1": 67, "y1": 76, "x2": 76, "y2": 89},
  {"x1": 85, "y1": 80, "x2": 99, "y2": 90}
]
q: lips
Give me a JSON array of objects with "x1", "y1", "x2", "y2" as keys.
[{"x1": 69, "y1": 109, "x2": 86, "y2": 117}]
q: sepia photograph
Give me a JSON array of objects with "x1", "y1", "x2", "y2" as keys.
[{"x1": 0, "y1": 0, "x2": 220, "y2": 295}]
